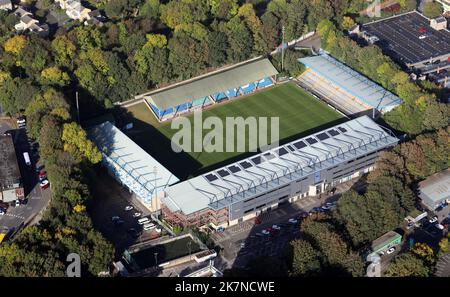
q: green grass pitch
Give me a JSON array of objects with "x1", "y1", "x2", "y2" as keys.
[{"x1": 125, "y1": 82, "x2": 344, "y2": 179}]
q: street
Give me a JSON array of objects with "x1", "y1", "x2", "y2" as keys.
[{"x1": 0, "y1": 119, "x2": 52, "y2": 238}]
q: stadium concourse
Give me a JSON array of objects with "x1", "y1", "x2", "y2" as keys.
[
  {"x1": 297, "y1": 54, "x2": 402, "y2": 117},
  {"x1": 134, "y1": 56, "x2": 279, "y2": 122}
]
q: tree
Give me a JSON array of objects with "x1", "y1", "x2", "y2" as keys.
[
  {"x1": 140, "y1": 0, "x2": 160, "y2": 18},
  {"x1": 61, "y1": 123, "x2": 102, "y2": 164},
  {"x1": 423, "y1": 1, "x2": 443, "y2": 18},
  {"x1": 3, "y1": 35, "x2": 26, "y2": 56},
  {"x1": 288, "y1": 240, "x2": 321, "y2": 276},
  {"x1": 40, "y1": 67, "x2": 70, "y2": 86},
  {"x1": 224, "y1": 17, "x2": 253, "y2": 63},
  {"x1": 384, "y1": 253, "x2": 429, "y2": 277},
  {"x1": 160, "y1": 0, "x2": 209, "y2": 29},
  {"x1": 51, "y1": 35, "x2": 76, "y2": 68},
  {"x1": 208, "y1": 0, "x2": 238, "y2": 20},
  {"x1": 341, "y1": 16, "x2": 355, "y2": 30}
]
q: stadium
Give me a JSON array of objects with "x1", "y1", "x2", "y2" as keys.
[{"x1": 89, "y1": 55, "x2": 400, "y2": 229}]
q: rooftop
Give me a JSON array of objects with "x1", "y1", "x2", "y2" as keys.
[
  {"x1": 163, "y1": 115, "x2": 399, "y2": 215},
  {"x1": 362, "y1": 11, "x2": 450, "y2": 65},
  {"x1": 298, "y1": 54, "x2": 402, "y2": 113},
  {"x1": 371, "y1": 231, "x2": 402, "y2": 251},
  {"x1": 0, "y1": 135, "x2": 21, "y2": 189},
  {"x1": 88, "y1": 121, "x2": 179, "y2": 201},
  {"x1": 419, "y1": 168, "x2": 450, "y2": 204},
  {"x1": 137, "y1": 57, "x2": 278, "y2": 110}
]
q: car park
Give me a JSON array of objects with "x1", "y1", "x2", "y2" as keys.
[
  {"x1": 124, "y1": 205, "x2": 133, "y2": 211},
  {"x1": 386, "y1": 247, "x2": 396, "y2": 254}
]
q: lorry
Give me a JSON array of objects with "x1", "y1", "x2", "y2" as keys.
[{"x1": 23, "y1": 152, "x2": 31, "y2": 166}]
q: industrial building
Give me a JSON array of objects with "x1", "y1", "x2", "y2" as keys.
[
  {"x1": 298, "y1": 54, "x2": 402, "y2": 117},
  {"x1": 418, "y1": 168, "x2": 450, "y2": 210},
  {"x1": 366, "y1": 231, "x2": 402, "y2": 261},
  {"x1": 88, "y1": 121, "x2": 179, "y2": 211},
  {"x1": 161, "y1": 115, "x2": 399, "y2": 229},
  {"x1": 360, "y1": 11, "x2": 450, "y2": 89},
  {"x1": 0, "y1": 135, "x2": 24, "y2": 203},
  {"x1": 134, "y1": 56, "x2": 278, "y2": 121}
]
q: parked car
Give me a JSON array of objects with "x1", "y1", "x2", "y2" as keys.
[
  {"x1": 240, "y1": 242, "x2": 246, "y2": 248},
  {"x1": 114, "y1": 219, "x2": 125, "y2": 226},
  {"x1": 154, "y1": 227, "x2": 162, "y2": 233},
  {"x1": 111, "y1": 216, "x2": 121, "y2": 221},
  {"x1": 254, "y1": 218, "x2": 262, "y2": 225},
  {"x1": 288, "y1": 218, "x2": 298, "y2": 224},
  {"x1": 0, "y1": 209, "x2": 4, "y2": 216},
  {"x1": 272, "y1": 224, "x2": 281, "y2": 230},
  {"x1": 40, "y1": 179, "x2": 50, "y2": 189},
  {"x1": 386, "y1": 247, "x2": 396, "y2": 254},
  {"x1": 429, "y1": 216, "x2": 438, "y2": 224},
  {"x1": 15, "y1": 200, "x2": 20, "y2": 207},
  {"x1": 0, "y1": 202, "x2": 9, "y2": 211},
  {"x1": 435, "y1": 224, "x2": 444, "y2": 230},
  {"x1": 217, "y1": 227, "x2": 225, "y2": 233},
  {"x1": 133, "y1": 212, "x2": 141, "y2": 218},
  {"x1": 124, "y1": 205, "x2": 133, "y2": 211},
  {"x1": 38, "y1": 170, "x2": 46, "y2": 181},
  {"x1": 406, "y1": 222, "x2": 414, "y2": 230},
  {"x1": 261, "y1": 229, "x2": 270, "y2": 235},
  {"x1": 378, "y1": 250, "x2": 385, "y2": 256}
]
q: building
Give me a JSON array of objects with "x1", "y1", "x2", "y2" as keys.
[
  {"x1": 88, "y1": 121, "x2": 180, "y2": 212},
  {"x1": 360, "y1": 11, "x2": 450, "y2": 88},
  {"x1": 134, "y1": 57, "x2": 278, "y2": 122},
  {"x1": 13, "y1": 7, "x2": 48, "y2": 36},
  {"x1": 56, "y1": 0, "x2": 92, "y2": 22},
  {"x1": 162, "y1": 115, "x2": 399, "y2": 229},
  {"x1": 418, "y1": 169, "x2": 450, "y2": 210},
  {"x1": 0, "y1": 0, "x2": 12, "y2": 11},
  {"x1": 367, "y1": 231, "x2": 402, "y2": 261},
  {"x1": 0, "y1": 135, "x2": 24, "y2": 203},
  {"x1": 298, "y1": 54, "x2": 402, "y2": 117},
  {"x1": 437, "y1": 0, "x2": 450, "y2": 12}
]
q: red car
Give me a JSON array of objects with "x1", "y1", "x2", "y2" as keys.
[
  {"x1": 254, "y1": 218, "x2": 261, "y2": 225},
  {"x1": 38, "y1": 170, "x2": 46, "y2": 181}
]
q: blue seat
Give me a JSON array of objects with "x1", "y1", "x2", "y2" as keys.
[
  {"x1": 212, "y1": 92, "x2": 227, "y2": 102},
  {"x1": 240, "y1": 82, "x2": 256, "y2": 94},
  {"x1": 257, "y1": 77, "x2": 273, "y2": 88},
  {"x1": 226, "y1": 88, "x2": 239, "y2": 98}
]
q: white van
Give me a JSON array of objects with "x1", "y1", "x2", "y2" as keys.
[
  {"x1": 137, "y1": 217, "x2": 150, "y2": 225},
  {"x1": 23, "y1": 152, "x2": 31, "y2": 166}
]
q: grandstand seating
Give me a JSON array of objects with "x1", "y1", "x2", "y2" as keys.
[
  {"x1": 256, "y1": 77, "x2": 273, "y2": 89},
  {"x1": 298, "y1": 69, "x2": 370, "y2": 115},
  {"x1": 146, "y1": 73, "x2": 276, "y2": 121},
  {"x1": 240, "y1": 83, "x2": 256, "y2": 94}
]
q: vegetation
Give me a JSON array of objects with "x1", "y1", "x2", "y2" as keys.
[{"x1": 422, "y1": 1, "x2": 443, "y2": 18}]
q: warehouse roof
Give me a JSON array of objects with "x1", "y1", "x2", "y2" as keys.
[
  {"x1": 419, "y1": 169, "x2": 450, "y2": 204},
  {"x1": 163, "y1": 115, "x2": 399, "y2": 215},
  {"x1": 362, "y1": 11, "x2": 450, "y2": 65},
  {"x1": 371, "y1": 231, "x2": 402, "y2": 251},
  {"x1": 0, "y1": 135, "x2": 21, "y2": 189},
  {"x1": 88, "y1": 122, "x2": 179, "y2": 200},
  {"x1": 298, "y1": 54, "x2": 402, "y2": 113},
  {"x1": 138, "y1": 57, "x2": 278, "y2": 110}
]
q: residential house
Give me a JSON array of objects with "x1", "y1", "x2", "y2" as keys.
[
  {"x1": 0, "y1": 0, "x2": 13, "y2": 11},
  {"x1": 13, "y1": 7, "x2": 49, "y2": 36},
  {"x1": 56, "y1": 0, "x2": 91, "y2": 22}
]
